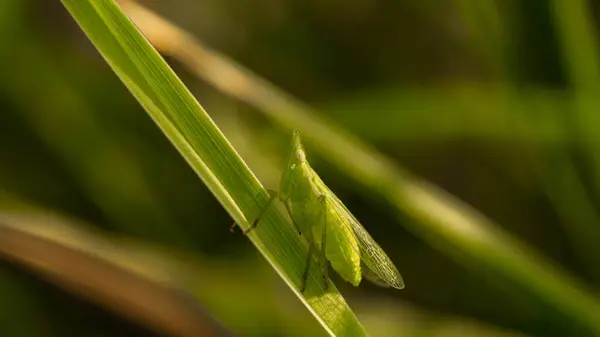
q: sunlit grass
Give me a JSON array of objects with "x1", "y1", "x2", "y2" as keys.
[
  {"x1": 2, "y1": 0, "x2": 600, "y2": 336},
  {"x1": 60, "y1": 0, "x2": 368, "y2": 335},
  {"x1": 121, "y1": 1, "x2": 600, "y2": 334}
]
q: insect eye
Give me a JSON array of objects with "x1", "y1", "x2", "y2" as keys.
[
  {"x1": 290, "y1": 164, "x2": 296, "y2": 169},
  {"x1": 296, "y1": 151, "x2": 305, "y2": 162}
]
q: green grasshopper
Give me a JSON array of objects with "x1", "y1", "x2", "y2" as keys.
[{"x1": 235, "y1": 131, "x2": 404, "y2": 292}]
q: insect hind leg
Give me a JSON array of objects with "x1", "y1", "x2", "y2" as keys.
[
  {"x1": 318, "y1": 194, "x2": 329, "y2": 290},
  {"x1": 301, "y1": 239, "x2": 316, "y2": 292},
  {"x1": 283, "y1": 200, "x2": 302, "y2": 235}
]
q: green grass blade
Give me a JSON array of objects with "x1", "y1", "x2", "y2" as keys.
[
  {"x1": 551, "y1": 0, "x2": 600, "y2": 201},
  {"x1": 550, "y1": 0, "x2": 600, "y2": 273},
  {"x1": 454, "y1": 0, "x2": 509, "y2": 79},
  {"x1": 59, "y1": 0, "x2": 365, "y2": 336},
  {"x1": 120, "y1": 3, "x2": 600, "y2": 334},
  {"x1": 552, "y1": 0, "x2": 600, "y2": 90}
]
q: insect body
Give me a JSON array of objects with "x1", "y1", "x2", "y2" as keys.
[{"x1": 240, "y1": 131, "x2": 404, "y2": 292}]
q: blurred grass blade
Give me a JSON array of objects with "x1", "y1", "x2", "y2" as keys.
[
  {"x1": 0, "y1": 212, "x2": 231, "y2": 337},
  {"x1": 550, "y1": 0, "x2": 600, "y2": 275},
  {"x1": 551, "y1": 0, "x2": 600, "y2": 200},
  {"x1": 552, "y1": 0, "x2": 600, "y2": 90},
  {"x1": 0, "y1": 38, "x2": 178, "y2": 241},
  {"x1": 60, "y1": 0, "x2": 366, "y2": 336},
  {"x1": 454, "y1": 0, "x2": 508, "y2": 79},
  {"x1": 119, "y1": 2, "x2": 600, "y2": 334}
]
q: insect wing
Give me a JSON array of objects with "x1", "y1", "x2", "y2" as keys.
[
  {"x1": 324, "y1": 189, "x2": 405, "y2": 289},
  {"x1": 360, "y1": 261, "x2": 393, "y2": 288}
]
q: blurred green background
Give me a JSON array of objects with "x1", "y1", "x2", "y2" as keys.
[{"x1": 2, "y1": 0, "x2": 600, "y2": 336}]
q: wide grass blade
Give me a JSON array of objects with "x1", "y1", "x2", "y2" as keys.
[{"x1": 60, "y1": 0, "x2": 365, "y2": 336}]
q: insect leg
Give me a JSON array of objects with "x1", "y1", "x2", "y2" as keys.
[
  {"x1": 283, "y1": 200, "x2": 302, "y2": 235},
  {"x1": 230, "y1": 189, "x2": 277, "y2": 234},
  {"x1": 319, "y1": 195, "x2": 329, "y2": 290},
  {"x1": 301, "y1": 238, "x2": 316, "y2": 293}
]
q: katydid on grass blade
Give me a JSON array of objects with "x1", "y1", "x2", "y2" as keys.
[{"x1": 233, "y1": 131, "x2": 404, "y2": 292}]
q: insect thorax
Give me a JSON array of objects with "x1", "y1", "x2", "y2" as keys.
[{"x1": 282, "y1": 163, "x2": 324, "y2": 231}]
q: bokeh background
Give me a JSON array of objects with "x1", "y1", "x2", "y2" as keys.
[{"x1": 2, "y1": 0, "x2": 600, "y2": 336}]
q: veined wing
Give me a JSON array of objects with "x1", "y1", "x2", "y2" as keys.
[{"x1": 323, "y1": 188, "x2": 405, "y2": 289}]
